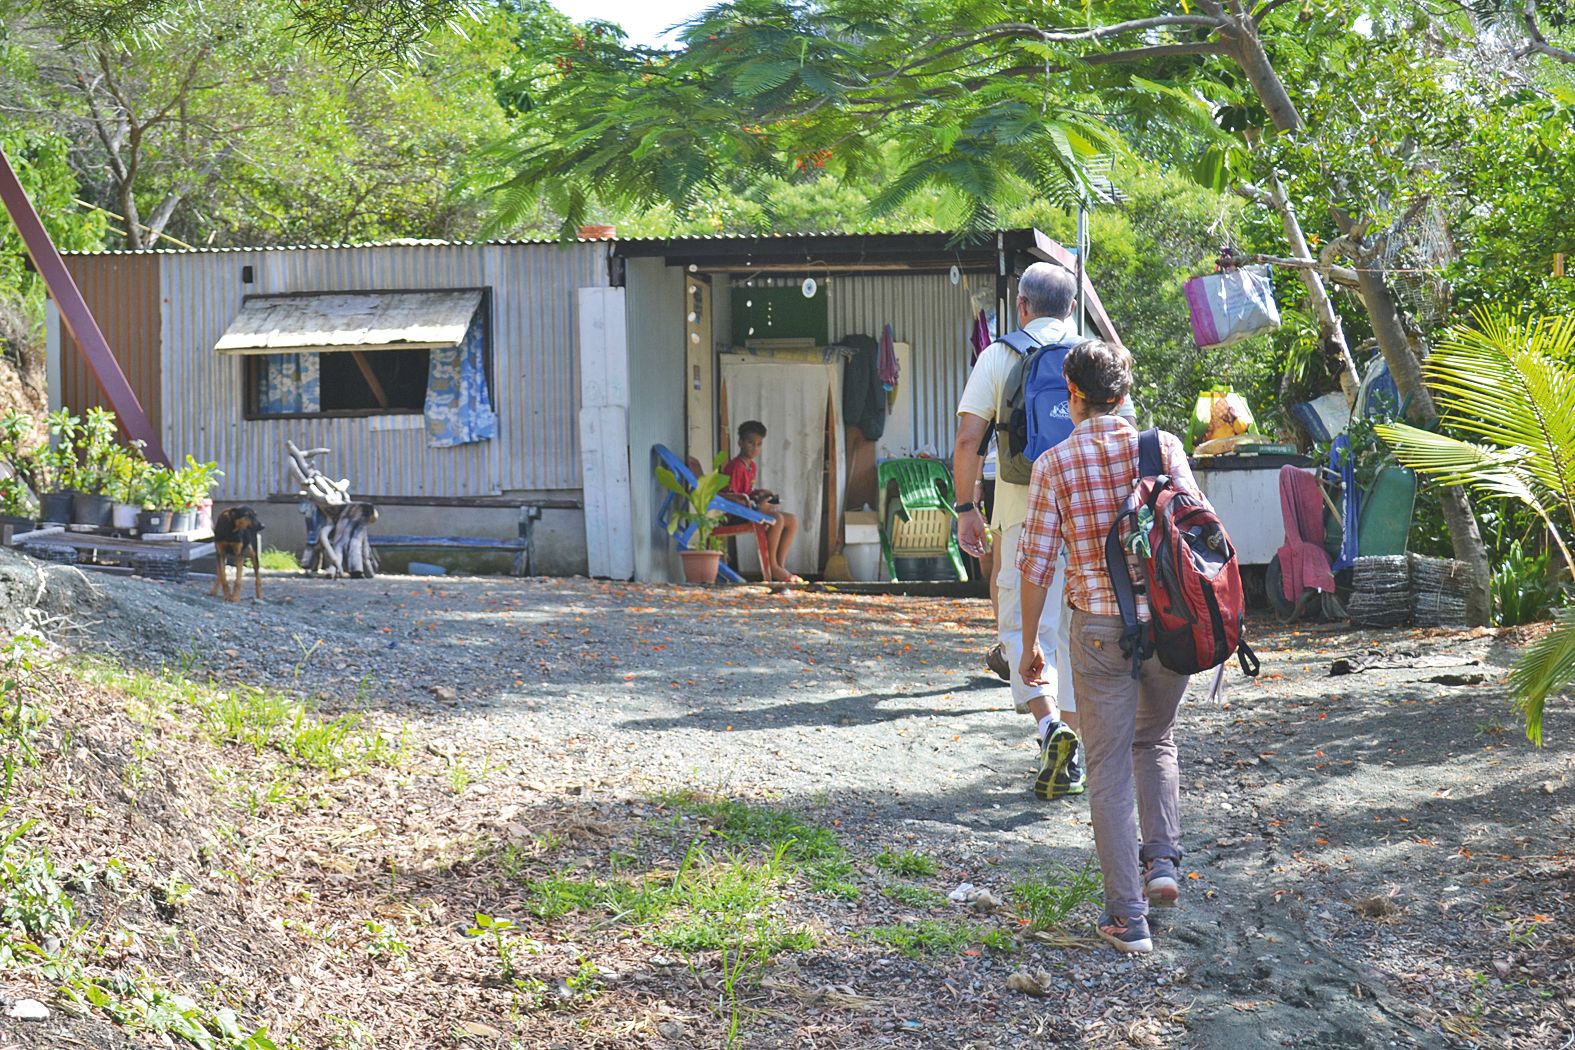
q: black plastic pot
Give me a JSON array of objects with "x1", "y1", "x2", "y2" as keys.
[
  {"x1": 137, "y1": 508, "x2": 171, "y2": 534},
  {"x1": 40, "y1": 491, "x2": 75, "y2": 523},
  {"x1": 169, "y1": 509, "x2": 197, "y2": 534},
  {"x1": 72, "y1": 492, "x2": 113, "y2": 527},
  {"x1": 0, "y1": 513, "x2": 33, "y2": 531}
]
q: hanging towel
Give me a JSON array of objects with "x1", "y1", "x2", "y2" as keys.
[
  {"x1": 877, "y1": 323, "x2": 899, "y2": 390},
  {"x1": 1276, "y1": 465, "x2": 1335, "y2": 602},
  {"x1": 970, "y1": 310, "x2": 991, "y2": 364},
  {"x1": 839, "y1": 333, "x2": 885, "y2": 441},
  {"x1": 424, "y1": 314, "x2": 498, "y2": 447}
]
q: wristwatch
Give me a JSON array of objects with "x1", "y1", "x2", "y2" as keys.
[{"x1": 953, "y1": 501, "x2": 976, "y2": 514}]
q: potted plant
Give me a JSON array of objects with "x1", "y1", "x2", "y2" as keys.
[
  {"x1": 137, "y1": 465, "x2": 176, "y2": 534},
  {"x1": 107, "y1": 444, "x2": 151, "y2": 530},
  {"x1": 656, "y1": 456, "x2": 733, "y2": 584},
  {"x1": 69, "y1": 407, "x2": 118, "y2": 527},
  {"x1": 39, "y1": 408, "x2": 82, "y2": 523},
  {"x1": 168, "y1": 456, "x2": 222, "y2": 534}
]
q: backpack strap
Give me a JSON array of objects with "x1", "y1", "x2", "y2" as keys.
[
  {"x1": 1104, "y1": 503, "x2": 1149, "y2": 679},
  {"x1": 1138, "y1": 428, "x2": 1165, "y2": 478},
  {"x1": 998, "y1": 329, "x2": 1043, "y2": 355}
]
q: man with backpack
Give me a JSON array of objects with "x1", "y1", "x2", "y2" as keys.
[
  {"x1": 953, "y1": 262, "x2": 1132, "y2": 800},
  {"x1": 1016, "y1": 339, "x2": 1220, "y2": 954}
]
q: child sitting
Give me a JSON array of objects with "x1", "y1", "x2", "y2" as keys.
[{"x1": 720, "y1": 420, "x2": 803, "y2": 583}]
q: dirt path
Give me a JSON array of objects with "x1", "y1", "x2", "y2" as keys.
[{"x1": 10, "y1": 559, "x2": 1573, "y2": 1047}]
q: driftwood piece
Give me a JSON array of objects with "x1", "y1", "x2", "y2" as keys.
[
  {"x1": 1328, "y1": 647, "x2": 1482, "y2": 677},
  {"x1": 286, "y1": 440, "x2": 379, "y2": 579}
]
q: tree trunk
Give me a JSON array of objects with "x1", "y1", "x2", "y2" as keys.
[
  {"x1": 1349, "y1": 261, "x2": 1493, "y2": 625},
  {"x1": 1263, "y1": 177, "x2": 1360, "y2": 398}
]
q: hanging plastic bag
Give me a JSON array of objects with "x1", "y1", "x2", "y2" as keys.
[
  {"x1": 1183, "y1": 264, "x2": 1280, "y2": 349},
  {"x1": 1188, "y1": 384, "x2": 1258, "y2": 450}
]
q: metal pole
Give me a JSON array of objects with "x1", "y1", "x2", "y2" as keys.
[
  {"x1": 1075, "y1": 199, "x2": 1089, "y2": 338},
  {"x1": 0, "y1": 146, "x2": 168, "y2": 464}
]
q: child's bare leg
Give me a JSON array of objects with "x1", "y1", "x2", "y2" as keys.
[{"x1": 769, "y1": 511, "x2": 800, "y2": 581}]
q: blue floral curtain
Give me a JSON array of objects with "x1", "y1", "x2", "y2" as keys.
[
  {"x1": 424, "y1": 313, "x2": 497, "y2": 447},
  {"x1": 257, "y1": 353, "x2": 321, "y2": 415}
]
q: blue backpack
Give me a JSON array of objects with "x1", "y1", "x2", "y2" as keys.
[{"x1": 992, "y1": 329, "x2": 1087, "y2": 485}]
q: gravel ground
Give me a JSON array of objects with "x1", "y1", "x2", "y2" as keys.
[{"x1": 5, "y1": 552, "x2": 1573, "y2": 1048}]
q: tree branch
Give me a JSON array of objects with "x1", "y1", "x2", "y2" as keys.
[{"x1": 1517, "y1": 0, "x2": 1575, "y2": 63}]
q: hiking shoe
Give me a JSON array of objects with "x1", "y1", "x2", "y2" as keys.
[
  {"x1": 985, "y1": 642, "x2": 1010, "y2": 682},
  {"x1": 1096, "y1": 913, "x2": 1153, "y2": 954},
  {"x1": 1033, "y1": 722, "x2": 1079, "y2": 801},
  {"x1": 1143, "y1": 857, "x2": 1181, "y2": 908},
  {"x1": 1051, "y1": 739, "x2": 1086, "y2": 797}
]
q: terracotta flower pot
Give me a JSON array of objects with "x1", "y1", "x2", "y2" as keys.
[{"x1": 679, "y1": 548, "x2": 723, "y2": 584}]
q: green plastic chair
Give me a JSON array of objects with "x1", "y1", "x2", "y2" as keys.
[
  {"x1": 876, "y1": 458, "x2": 968, "y2": 582},
  {"x1": 1356, "y1": 465, "x2": 1416, "y2": 557}
]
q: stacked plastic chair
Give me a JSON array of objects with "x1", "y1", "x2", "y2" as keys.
[{"x1": 876, "y1": 458, "x2": 968, "y2": 582}]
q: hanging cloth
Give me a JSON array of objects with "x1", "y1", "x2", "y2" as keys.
[
  {"x1": 877, "y1": 323, "x2": 899, "y2": 390},
  {"x1": 257, "y1": 353, "x2": 321, "y2": 415},
  {"x1": 424, "y1": 314, "x2": 498, "y2": 447},
  {"x1": 839, "y1": 333, "x2": 885, "y2": 441},
  {"x1": 969, "y1": 310, "x2": 991, "y2": 364}
]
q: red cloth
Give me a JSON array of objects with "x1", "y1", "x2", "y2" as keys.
[
  {"x1": 721, "y1": 455, "x2": 756, "y2": 497},
  {"x1": 1277, "y1": 465, "x2": 1335, "y2": 600}
]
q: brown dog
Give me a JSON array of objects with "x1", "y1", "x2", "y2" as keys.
[{"x1": 211, "y1": 505, "x2": 264, "y2": 601}]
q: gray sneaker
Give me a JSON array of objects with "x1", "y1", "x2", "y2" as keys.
[
  {"x1": 1097, "y1": 913, "x2": 1153, "y2": 954},
  {"x1": 1143, "y1": 857, "x2": 1181, "y2": 908}
]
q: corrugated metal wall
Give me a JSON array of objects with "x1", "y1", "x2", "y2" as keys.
[
  {"x1": 746, "y1": 272, "x2": 987, "y2": 454},
  {"x1": 60, "y1": 254, "x2": 162, "y2": 433},
  {"x1": 157, "y1": 243, "x2": 607, "y2": 502}
]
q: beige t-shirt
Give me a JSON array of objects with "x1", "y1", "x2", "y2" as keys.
[{"x1": 956, "y1": 316, "x2": 1078, "y2": 531}]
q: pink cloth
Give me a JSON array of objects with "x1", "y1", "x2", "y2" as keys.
[{"x1": 1277, "y1": 465, "x2": 1335, "y2": 601}]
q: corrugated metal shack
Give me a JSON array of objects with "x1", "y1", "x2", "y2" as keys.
[{"x1": 49, "y1": 229, "x2": 1083, "y2": 581}]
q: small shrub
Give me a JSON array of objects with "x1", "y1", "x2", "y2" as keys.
[
  {"x1": 0, "y1": 817, "x2": 74, "y2": 937},
  {"x1": 1012, "y1": 861, "x2": 1103, "y2": 931},
  {"x1": 882, "y1": 882, "x2": 947, "y2": 908},
  {"x1": 861, "y1": 920, "x2": 1011, "y2": 958},
  {"x1": 1492, "y1": 539, "x2": 1563, "y2": 627}
]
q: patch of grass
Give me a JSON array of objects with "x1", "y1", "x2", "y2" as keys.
[
  {"x1": 258, "y1": 547, "x2": 301, "y2": 571},
  {"x1": 68, "y1": 657, "x2": 405, "y2": 778},
  {"x1": 524, "y1": 870, "x2": 669, "y2": 924},
  {"x1": 658, "y1": 790, "x2": 842, "y2": 862},
  {"x1": 804, "y1": 857, "x2": 860, "y2": 900},
  {"x1": 1011, "y1": 861, "x2": 1103, "y2": 931},
  {"x1": 861, "y1": 920, "x2": 1013, "y2": 958},
  {"x1": 873, "y1": 848, "x2": 937, "y2": 877},
  {"x1": 882, "y1": 882, "x2": 947, "y2": 908}
]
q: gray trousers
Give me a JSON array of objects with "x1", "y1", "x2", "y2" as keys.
[{"x1": 1069, "y1": 610, "x2": 1190, "y2": 919}]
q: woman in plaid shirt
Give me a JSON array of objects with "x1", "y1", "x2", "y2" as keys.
[{"x1": 1017, "y1": 339, "x2": 1201, "y2": 955}]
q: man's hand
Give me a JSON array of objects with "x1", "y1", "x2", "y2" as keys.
[
  {"x1": 957, "y1": 509, "x2": 988, "y2": 558},
  {"x1": 1020, "y1": 642, "x2": 1047, "y2": 687}
]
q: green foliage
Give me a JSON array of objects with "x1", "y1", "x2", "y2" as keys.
[
  {"x1": 657, "y1": 789, "x2": 843, "y2": 863},
  {"x1": 0, "y1": 125, "x2": 106, "y2": 327},
  {"x1": 0, "y1": 632, "x2": 47, "y2": 797},
  {"x1": 872, "y1": 848, "x2": 935, "y2": 878},
  {"x1": 0, "y1": 814, "x2": 75, "y2": 938},
  {"x1": 1011, "y1": 861, "x2": 1103, "y2": 931},
  {"x1": 880, "y1": 882, "x2": 946, "y2": 908},
  {"x1": 465, "y1": 912, "x2": 539, "y2": 983},
  {"x1": 1493, "y1": 540, "x2": 1562, "y2": 627},
  {"x1": 860, "y1": 919, "x2": 1013, "y2": 958},
  {"x1": 1378, "y1": 309, "x2": 1575, "y2": 742}
]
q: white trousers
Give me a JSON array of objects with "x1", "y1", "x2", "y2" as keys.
[{"x1": 994, "y1": 523, "x2": 1075, "y2": 715}]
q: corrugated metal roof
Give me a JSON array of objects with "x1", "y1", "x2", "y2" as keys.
[
  {"x1": 61, "y1": 228, "x2": 1000, "y2": 257},
  {"x1": 214, "y1": 289, "x2": 483, "y2": 355}
]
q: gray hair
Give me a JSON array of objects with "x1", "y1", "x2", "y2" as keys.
[{"x1": 1017, "y1": 262, "x2": 1077, "y2": 320}]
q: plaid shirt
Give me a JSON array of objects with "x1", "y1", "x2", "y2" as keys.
[{"x1": 1017, "y1": 415, "x2": 1202, "y2": 617}]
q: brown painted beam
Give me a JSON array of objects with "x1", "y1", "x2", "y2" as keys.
[
  {"x1": 348, "y1": 350, "x2": 389, "y2": 409},
  {"x1": 0, "y1": 147, "x2": 168, "y2": 464}
]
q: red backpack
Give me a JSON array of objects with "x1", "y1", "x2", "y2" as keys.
[{"x1": 1103, "y1": 429, "x2": 1260, "y2": 679}]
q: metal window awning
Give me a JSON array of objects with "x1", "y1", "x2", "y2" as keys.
[{"x1": 213, "y1": 289, "x2": 482, "y2": 355}]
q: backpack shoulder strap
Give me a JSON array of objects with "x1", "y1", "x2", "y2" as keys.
[
  {"x1": 998, "y1": 329, "x2": 1043, "y2": 355},
  {"x1": 1138, "y1": 428, "x2": 1165, "y2": 478}
]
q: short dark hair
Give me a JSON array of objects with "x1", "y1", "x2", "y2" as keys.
[
  {"x1": 1063, "y1": 340, "x2": 1132, "y2": 408},
  {"x1": 738, "y1": 420, "x2": 767, "y2": 441},
  {"x1": 1017, "y1": 262, "x2": 1077, "y2": 320}
]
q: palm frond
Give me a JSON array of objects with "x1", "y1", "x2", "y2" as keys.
[{"x1": 1507, "y1": 610, "x2": 1575, "y2": 746}]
